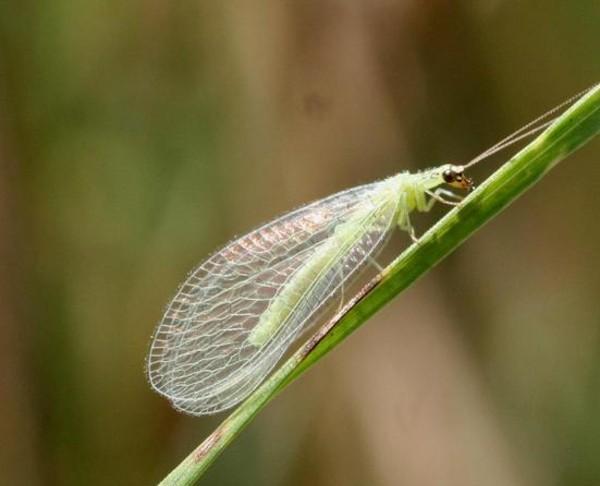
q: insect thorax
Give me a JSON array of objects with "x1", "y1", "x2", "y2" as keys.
[{"x1": 393, "y1": 169, "x2": 444, "y2": 213}]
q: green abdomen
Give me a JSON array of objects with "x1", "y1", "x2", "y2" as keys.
[{"x1": 247, "y1": 212, "x2": 369, "y2": 347}]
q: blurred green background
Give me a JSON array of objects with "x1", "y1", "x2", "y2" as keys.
[{"x1": 1, "y1": 1, "x2": 599, "y2": 485}]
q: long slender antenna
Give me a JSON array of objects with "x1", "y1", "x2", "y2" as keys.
[{"x1": 464, "y1": 83, "x2": 598, "y2": 169}]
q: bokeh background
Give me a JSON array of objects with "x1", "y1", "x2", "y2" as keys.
[{"x1": 1, "y1": 1, "x2": 599, "y2": 485}]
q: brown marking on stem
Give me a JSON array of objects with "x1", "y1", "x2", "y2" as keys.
[
  {"x1": 299, "y1": 273, "x2": 384, "y2": 358},
  {"x1": 193, "y1": 427, "x2": 224, "y2": 463}
]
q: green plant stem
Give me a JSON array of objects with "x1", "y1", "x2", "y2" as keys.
[{"x1": 159, "y1": 84, "x2": 600, "y2": 486}]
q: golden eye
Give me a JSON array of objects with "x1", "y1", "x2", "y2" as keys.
[{"x1": 442, "y1": 169, "x2": 455, "y2": 183}]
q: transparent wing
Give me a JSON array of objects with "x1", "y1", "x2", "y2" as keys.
[{"x1": 147, "y1": 177, "x2": 400, "y2": 415}]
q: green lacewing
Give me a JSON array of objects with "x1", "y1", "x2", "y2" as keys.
[{"x1": 147, "y1": 85, "x2": 595, "y2": 415}]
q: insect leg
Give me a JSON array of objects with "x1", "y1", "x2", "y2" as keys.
[
  {"x1": 425, "y1": 188, "x2": 462, "y2": 210},
  {"x1": 397, "y1": 206, "x2": 418, "y2": 242},
  {"x1": 367, "y1": 256, "x2": 384, "y2": 272},
  {"x1": 435, "y1": 188, "x2": 463, "y2": 201},
  {"x1": 408, "y1": 222, "x2": 418, "y2": 243}
]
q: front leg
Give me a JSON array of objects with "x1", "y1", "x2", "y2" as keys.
[{"x1": 425, "y1": 188, "x2": 463, "y2": 211}]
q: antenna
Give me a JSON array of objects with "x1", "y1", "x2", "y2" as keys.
[{"x1": 464, "y1": 83, "x2": 598, "y2": 169}]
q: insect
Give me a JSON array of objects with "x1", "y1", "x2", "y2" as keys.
[{"x1": 147, "y1": 86, "x2": 595, "y2": 415}]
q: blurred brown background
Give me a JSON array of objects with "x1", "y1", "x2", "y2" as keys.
[{"x1": 1, "y1": 1, "x2": 599, "y2": 485}]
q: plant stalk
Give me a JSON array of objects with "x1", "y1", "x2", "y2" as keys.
[{"x1": 159, "y1": 84, "x2": 600, "y2": 486}]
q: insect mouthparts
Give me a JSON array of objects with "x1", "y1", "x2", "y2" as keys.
[{"x1": 441, "y1": 165, "x2": 473, "y2": 191}]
